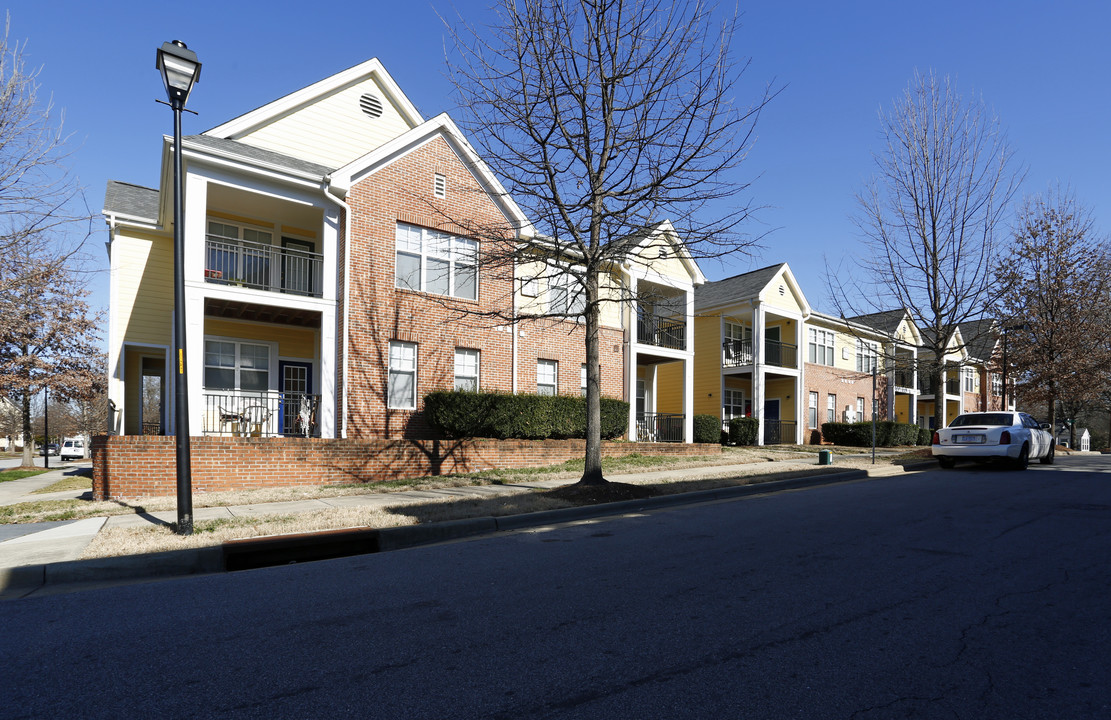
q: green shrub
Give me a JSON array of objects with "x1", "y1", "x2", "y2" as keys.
[
  {"x1": 423, "y1": 390, "x2": 629, "y2": 440},
  {"x1": 822, "y1": 421, "x2": 922, "y2": 447},
  {"x1": 917, "y1": 426, "x2": 932, "y2": 446},
  {"x1": 694, "y1": 414, "x2": 721, "y2": 444},
  {"x1": 728, "y1": 417, "x2": 759, "y2": 445}
]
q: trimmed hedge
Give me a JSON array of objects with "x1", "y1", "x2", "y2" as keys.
[
  {"x1": 694, "y1": 414, "x2": 721, "y2": 444},
  {"x1": 423, "y1": 391, "x2": 629, "y2": 440},
  {"x1": 728, "y1": 417, "x2": 759, "y2": 446},
  {"x1": 917, "y1": 426, "x2": 932, "y2": 446},
  {"x1": 820, "y1": 421, "x2": 923, "y2": 447}
]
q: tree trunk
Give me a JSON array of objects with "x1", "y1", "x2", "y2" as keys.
[
  {"x1": 20, "y1": 390, "x2": 33, "y2": 468},
  {"x1": 932, "y1": 360, "x2": 946, "y2": 432},
  {"x1": 579, "y1": 272, "x2": 605, "y2": 486}
]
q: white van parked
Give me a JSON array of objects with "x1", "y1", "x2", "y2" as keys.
[{"x1": 60, "y1": 437, "x2": 86, "y2": 461}]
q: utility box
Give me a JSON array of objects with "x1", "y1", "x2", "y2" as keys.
[{"x1": 818, "y1": 450, "x2": 833, "y2": 466}]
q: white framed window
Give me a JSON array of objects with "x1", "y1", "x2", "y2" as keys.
[
  {"x1": 964, "y1": 367, "x2": 975, "y2": 392},
  {"x1": 454, "y1": 348, "x2": 479, "y2": 392},
  {"x1": 521, "y1": 273, "x2": 544, "y2": 298},
  {"x1": 204, "y1": 340, "x2": 270, "y2": 392},
  {"x1": 395, "y1": 222, "x2": 478, "y2": 300},
  {"x1": 580, "y1": 364, "x2": 588, "y2": 396},
  {"x1": 206, "y1": 219, "x2": 274, "y2": 287},
  {"x1": 856, "y1": 340, "x2": 878, "y2": 373},
  {"x1": 857, "y1": 397, "x2": 865, "y2": 421},
  {"x1": 549, "y1": 268, "x2": 586, "y2": 316},
  {"x1": 538, "y1": 359, "x2": 558, "y2": 396},
  {"x1": 388, "y1": 341, "x2": 418, "y2": 409},
  {"x1": 433, "y1": 173, "x2": 446, "y2": 199},
  {"x1": 808, "y1": 328, "x2": 835, "y2": 366},
  {"x1": 808, "y1": 391, "x2": 818, "y2": 428},
  {"x1": 827, "y1": 394, "x2": 836, "y2": 423},
  {"x1": 991, "y1": 373, "x2": 1002, "y2": 396},
  {"x1": 723, "y1": 389, "x2": 745, "y2": 422}
]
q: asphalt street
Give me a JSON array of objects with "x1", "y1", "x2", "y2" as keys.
[{"x1": 1, "y1": 455, "x2": 1108, "y2": 718}]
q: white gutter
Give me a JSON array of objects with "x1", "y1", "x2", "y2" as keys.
[{"x1": 322, "y1": 176, "x2": 352, "y2": 439}]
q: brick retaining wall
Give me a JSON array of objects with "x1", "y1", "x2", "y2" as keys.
[{"x1": 91, "y1": 436, "x2": 719, "y2": 500}]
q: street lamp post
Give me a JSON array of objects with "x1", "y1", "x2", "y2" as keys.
[{"x1": 156, "y1": 40, "x2": 201, "y2": 535}]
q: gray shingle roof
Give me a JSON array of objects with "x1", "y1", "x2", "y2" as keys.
[
  {"x1": 184, "y1": 135, "x2": 334, "y2": 177},
  {"x1": 958, "y1": 319, "x2": 999, "y2": 361},
  {"x1": 695, "y1": 264, "x2": 784, "y2": 311},
  {"x1": 104, "y1": 180, "x2": 160, "y2": 223},
  {"x1": 848, "y1": 309, "x2": 907, "y2": 336}
]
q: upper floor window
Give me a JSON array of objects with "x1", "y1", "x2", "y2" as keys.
[
  {"x1": 856, "y1": 340, "x2": 878, "y2": 373},
  {"x1": 808, "y1": 328, "x2": 835, "y2": 366},
  {"x1": 549, "y1": 268, "x2": 586, "y2": 316},
  {"x1": 964, "y1": 367, "x2": 975, "y2": 392},
  {"x1": 454, "y1": 348, "x2": 479, "y2": 392},
  {"x1": 991, "y1": 373, "x2": 1002, "y2": 396},
  {"x1": 395, "y1": 222, "x2": 477, "y2": 300}
]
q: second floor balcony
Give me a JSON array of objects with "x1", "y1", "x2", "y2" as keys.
[
  {"x1": 723, "y1": 338, "x2": 797, "y2": 369},
  {"x1": 206, "y1": 234, "x2": 324, "y2": 298},
  {"x1": 637, "y1": 314, "x2": 686, "y2": 350}
]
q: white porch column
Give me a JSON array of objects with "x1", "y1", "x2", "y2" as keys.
[
  {"x1": 752, "y1": 302, "x2": 765, "y2": 445},
  {"x1": 626, "y1": 275, "x2": 639, "y2": 441},
  {"x1": 795, "y1": 317, "x2": 805, "y2": 443},
  {"x1": 183, "y1": 171, "x2": 208, "y2": 437},
  {"x1": 683, "y1": 289, "x2": 695, "y2": 443}
]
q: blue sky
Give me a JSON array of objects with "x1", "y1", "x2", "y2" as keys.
[{"x1": 5, "y1": 0, "x2": 1109, "y2": 323}]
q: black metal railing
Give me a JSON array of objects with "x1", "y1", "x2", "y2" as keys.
[
  {"x1": 918, "y1": 375, "x2": 963, "y2": 396},
  {"x1": 636, "y1": 412, "x2": 684, "y2": 442},
  {"x1": 205, "y1": 234, "x2": 324, "y2": 297},
  {"x1": 203, "y1": 391, "x2": 321, "y2": 437},
  {"x1": 722, "y1": 339, "x2": 753, "y2": 367},
  {"x1": 722, "y1": 339, "x2": 797, "y2": 369},
  {"x1": 637, "y1": 314, "x2": 686, "y2": 350},
  {"x1": 893, "y1": 368, "x2": 915, "y2": 389},
  {"x1": 763, "y1": 419, "x2": 796, "y2": 445}
]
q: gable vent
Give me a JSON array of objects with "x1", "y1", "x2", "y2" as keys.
[
  {"x1": 360, "y1": 93, "x2": 384, "y2": 118},
  {"x1": 779, "y1": 284, "x2": 786, "y2": 296}
]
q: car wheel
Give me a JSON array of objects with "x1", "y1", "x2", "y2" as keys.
[
  {"x1": 1013, "y1": 443, "x2": 1030, "y2": 471},
  {"x1": 937, "y1": 457, "x2": 955, "y2": 469},
  {"x1": 1039, "y1": 443, "x2": 1055, "y2": 465}
]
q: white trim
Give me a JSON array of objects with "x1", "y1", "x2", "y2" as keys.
[{"x1": 205, "y1": 58, "x2": 424, "y2": 139}]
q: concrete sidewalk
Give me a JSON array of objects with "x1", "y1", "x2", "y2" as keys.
[{"x1": 0, "y1": 453, "x2": 926, "y2": 599}]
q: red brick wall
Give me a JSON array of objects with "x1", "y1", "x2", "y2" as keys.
[
  {"x1": 91, "y1": 435, "x2": 718, "y2": 500},
  {"x1": 802, "y1": 363, "x2": 890, "y2": 444},
  {"x1": 340, "y1": 134, "x2": 625, "y2": 439}
]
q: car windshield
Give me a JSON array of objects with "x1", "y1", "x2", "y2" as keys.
[{"x1": 949, "y1": 413, "x2": 1013, "y2": 427}]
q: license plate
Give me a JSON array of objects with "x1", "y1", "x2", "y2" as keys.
[{"x1": 956, "y1": 434, "x2": 984, "y2": 444}]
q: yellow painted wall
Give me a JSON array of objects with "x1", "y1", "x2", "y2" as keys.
[
  {"x1": 918, "y1": 399, "x2": 935, "y2": 424},
  {"x1": 895, "y1": 394, "x2": 911, "y2": 423},
  {"x1": 655, "y1": 361, "x2": 684, "y2": 414},
  {"x1": 236, "y1": 75, "x2": 416, "y2": 170},
  {"x1": 114, "y1": 229, "x2": 173, "y2": 347},
  {"x1": 765, "y1": 377, "x2": 797, "y2": 422},
  {"x1": 123, "y1": 348, "x2": 165, "y2": 436},
  {"x1": 514, "y1": 260, "x2": 622, "y2": 329},
  {"x1": 760, "y1": 268, "x2": 805, "y2": 314},
  {"x1": 693, "y1": 315, "x2": 723, "y2": 417},
  {"x1": 204, "y1": 318, "x2": 318, "y2": 360}
]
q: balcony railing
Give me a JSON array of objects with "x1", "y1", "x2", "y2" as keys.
[
  {"x1": 722, "y1": 339, "x2": 797, "y2": 369},
  {"x1": 893, "y1": 368, "x2": 916, "y2": 389},
  {"x1": 918, "y1": 376, "x2": 963, "y2": 396},
  {"x1": 763, "y1": 419, "x2": 796, "y2": 445},
  {"x1": 205, "y1": 234, "x2": 324, "y2": 298},
  {"x1": 636, "y1": 412, "x2": 684, "y2": 442},
  {"x1": 637, "y1": 314, "x2": 686, "y2": 350},
  {"x1": 203, "y1": 391, "x2": 321, "y2": 438}
]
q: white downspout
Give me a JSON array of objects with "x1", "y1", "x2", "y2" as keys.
[
  {"x1": 323, "y1": 177, "x2": 351, "y2": 439},
  {"x1": 512, "y1": 240, "x2": 518, "y2": 394}
]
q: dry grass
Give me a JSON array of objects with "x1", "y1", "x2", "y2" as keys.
[{"x1": 31, "y1": 473, "x2": 93, "y2": 494}]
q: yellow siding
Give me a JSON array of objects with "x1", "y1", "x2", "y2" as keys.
[
  {"x1": 205, "y1": 318, "x2": 317, "y2": 359},
  {"x1": 766, "y1": 378, "x2": 797, "y2": 422},
  {"x1": 514, "y1": 261, "x2": 622, "y2": 329},
  {"x1": 895, "y1": 394, "x2": 910, "y2": 423},
  {"x1": 236, "y1": 76, "x2": 415, "y2": 170},
  {"x1": 115, "y1": 229, "x2": 173, "y2": 347},
  {"x1": 760, "y1": 268, "x2": 804, "y2": 314},
  {"x1": 655, "y1": 361, "x2": 683, "y2": 414},
  {"x1": 693, "y1": 315, "x2": 722, "y2": 417}
]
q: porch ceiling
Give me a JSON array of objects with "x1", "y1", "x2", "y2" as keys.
[{"x1": 204, "y1": 298, "x2": 322, "y2": 327}]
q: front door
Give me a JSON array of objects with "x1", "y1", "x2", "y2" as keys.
[
  {"x1": 763, "y1": 398, "x2": 781, "y2": 444},
  {"x1": 281, "y1": 238, "x2": 315, "y2": 296},
  {"x1": 278, "y1": 361, "x2": 313, "y2": 436}
]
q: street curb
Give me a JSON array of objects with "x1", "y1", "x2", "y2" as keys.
[{"x1": 0, "y1": 463, "x2": 930, "y2": 598}]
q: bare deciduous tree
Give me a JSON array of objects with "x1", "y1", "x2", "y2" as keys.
[
  {"x1": 993, "y1": 189, "x2": 1111, "y2": 433},
  {"x1": 445, "y1": 0, "x2": 774, "y2": 485},
  {"x1": 833, "y1": 70, "x2": 1022, "y2": 431},
  {"x1": 0, "y1": 254, "x2": 103, "y2": 467}
]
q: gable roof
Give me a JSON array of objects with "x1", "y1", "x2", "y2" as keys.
[
  {"x1": 958, "y1": 319, "x2": 1000, "y2": 362},
  {"x1": 622, "y1": 220, "x2": 706, "y2": 286},
  {"x1": 848, "y1": 309, "x2": 908, "y2": 336},
  {"x1": 103, "y1": 181, "x2": 160, "y2": 224},
  {"x1": 183, "y1": 135, "x2": 334, "y2": 177},
  {"x1": 694, "y1": 264, "x2": 785, "y2": 311},
  {"x1": 205, "y1": 58, "x2": 423, "y2": 139}
]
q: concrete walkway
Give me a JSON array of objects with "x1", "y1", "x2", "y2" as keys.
[{"x1": 0, "y1": 453, "x2": 925, "y2": 597}]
